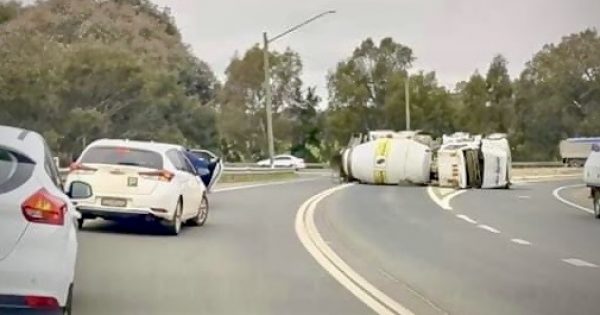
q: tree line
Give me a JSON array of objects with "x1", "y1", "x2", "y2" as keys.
[{"x1": 1, "y1": 0, "x2": 599, "y2": 163}]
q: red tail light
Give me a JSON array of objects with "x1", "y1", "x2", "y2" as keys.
[
  {"x1": 25, "y1": 295, "x2": 60, "y2": 309},
  {"x1": 69, "y1": 162, "x2": 97, "y2": 173},
  {"x1": 21, "y1": 188, "x2": 66, "y2": 225},
  {"x1": 139, "y1": 170, "x2": 174, "y2": 182}
]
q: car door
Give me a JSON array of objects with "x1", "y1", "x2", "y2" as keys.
[
  {"x1": 273, "y1": 157, "x2": 286, "y2": 168},
  {"x1": 42, "y1": 141, "x2": 79, "y2": 228},
  {"x1": 175, "y1": 150, "x2": 203, "y2": 219},
  {"x1": 192, "y1": 150, "x2": 223, "y2": 192},
  {"x1": 166, "y1": 150, "x2": 196, "y2": 218},
  {"x1": 279, "y1": 156, "x2": 293, "y2": 168}
]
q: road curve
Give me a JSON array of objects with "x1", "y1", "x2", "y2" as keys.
[
  {"x1": 72, "y1": 176, "x2": 372, "y2": 315},
  {"x1": 312, "y1": 181, "x2": 600, "y2": 315}
]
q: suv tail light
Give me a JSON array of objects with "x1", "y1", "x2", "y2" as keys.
[
  {"x1": 25, "y1": 296, "x2": 60, "y2": 309},
  {"x1": 69, "y1": 162, "x2": 97, "y2": 173},
  {"x1": 21, "y1": 188, "x2": 66, "y2": 225},
  {"x1": 139, "y1": 170, "x2": 174, "y2": 182}
]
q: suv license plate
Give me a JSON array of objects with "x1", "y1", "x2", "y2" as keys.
[{"x1": 101, "y1": 198, "x2": 127, "y2": 208}]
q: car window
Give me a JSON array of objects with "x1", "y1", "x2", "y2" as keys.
[
  {"x1": 0, "y1": 147, "x2": 35, "y2": 194},
  {"x1": 167, "y1": 150, "x2": 194, "y2": 174},
  {"x1": 190, "y1": 150, "x2": 214, "y2": 161},
  {"x1": 0, "y1": 148, "x2": 17, "y2": 186},
  {"x1": 43, "y1": 140, "x2": 62, "y2": 189},
  {"x1": 177, "y1": 151, "x2": 195, "y2": 174},
  {"x1": 166, "y1": 150, "x2": 184, "y2": 170},
  {"x1": 80, "y1": 146, "x2": 163, "y2": 169},
  {"x1": 275, "y1": 156, "x2": 291, "y2": 161}
]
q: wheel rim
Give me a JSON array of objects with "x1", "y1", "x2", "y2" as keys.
[
  {"x1": 174, "y1": 203, "x2": 182, "y2": 233},
  {"x1": 197, "y1": 198, "x2": 208, "y2": 223}
]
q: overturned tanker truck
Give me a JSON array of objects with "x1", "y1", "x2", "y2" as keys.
[{"x1": 340, "y1": 131, "x2": 511, "y2": 189}]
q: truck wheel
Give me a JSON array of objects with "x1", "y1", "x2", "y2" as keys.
[
  {"x1": 77, "y1": 218, "x2": 85, "y2": 230},
  {"x1": 594, "y1": 195, "x2": 600, "y2": 219}
]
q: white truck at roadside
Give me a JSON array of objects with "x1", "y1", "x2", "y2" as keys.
[
  {"x1": 583, "y1": 144, "x2": 600, "y2": 218},
  {"x1": 560, "y1": 138, "x2": 600, "y2": 167},
  {"x1": 437, "y1": 133, "x2": 511, "y2": 189}
]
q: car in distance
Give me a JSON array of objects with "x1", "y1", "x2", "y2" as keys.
[
  {"x1": 0, "y1": 125, "x2": 78, "y2": 314},
  {"x1": 257, "y1": 154, "x2": 306, "y2": 170},
  {"x1": 64, "y1": 139, "x2": 208, "y2": 235}
]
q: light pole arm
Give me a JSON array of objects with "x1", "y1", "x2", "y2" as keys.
[{"x1": 267, "y1": 10, "x2": 336, "y2": 43}]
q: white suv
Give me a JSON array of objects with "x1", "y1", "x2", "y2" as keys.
[
  {"x1": 65, "y1": 139, "x2": 208, "y2": 235},
  {"x1": 0, "y1": 125, "x2": 78, "y2": 314}
]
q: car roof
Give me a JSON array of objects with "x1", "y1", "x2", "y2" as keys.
[
  {"x1": 86, "y1": 139, "x2": 183, "y2": 154},
  {"x1": 0, "y1": 125, "x2": 44, "y2": 162}
]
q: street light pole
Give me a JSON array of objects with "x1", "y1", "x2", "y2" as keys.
[
  {"x1": 263, "y1": 10, "x2": 336, "y2": 168},
  {"x1": 405, "y1": 76, "x2": 411, "y2": 131},
  {"x1": 263, "y1": 32, "x2": 275, "y2": 168}
]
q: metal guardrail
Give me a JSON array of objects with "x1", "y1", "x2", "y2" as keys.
[
  {"x1": 58, "y1": 161, "x2": 568, "y2": 179},
  {"x1": 512, "y1": 161, "x2": 565, "y2": 168},
  {"x1": 225, "y1": 162, "x2": 328, "y2": 169},
  {"x1": 58, "y1": 166, "x2": 296, "y2": 180}
]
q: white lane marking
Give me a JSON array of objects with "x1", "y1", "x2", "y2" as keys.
[
  {"x1": 296, "y1": 184, "x2": 415, "y2": 315},
  {"x1": 517, "y1": 195, "x2": 531, "y2": 199},
  {"x1": 426, "y1": 186, "x2": 448, "y2": 210},
  {"x1": 552, "y1": 184, "x2": 593, "y2": 214},
  {"x1": 455, "y1": 214, "x2": 477, "y2": 224},
  {"x1": 511, "y1": 238, "x2": 532, "y2": 246},
  {"x1": 512, "y1": 174, "x2": 581, "y2": 184},
  {"x1": 477, "y1": 224, "x2": 501, "y2": 234},
  {"x1": 562, "y1": 258, "x2": 598, "y2": 268},
  {"x1": 427, "y1": 186, "x2": 466, "y2": 211},
  {"x1": 213, "y1": 177, "x2": 318, "y2": 193}
]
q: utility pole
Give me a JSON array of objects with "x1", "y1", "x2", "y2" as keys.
[
  {"x1": 262, "y1": 10, "x2": 336, "y2": 168},
  {"x1": 405, "y1": 77, "x2": 410, "y2": 131},
  {"x1": 263, "y1": 32, "x2": 275, "y2": 168}
]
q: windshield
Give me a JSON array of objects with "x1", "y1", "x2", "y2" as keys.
[
  {"x1": 1, "y1": 0, "x2": 599, "y2": 314},
  {"x1": 80, "y1": 146, "x2": 163, "y2": 169}
]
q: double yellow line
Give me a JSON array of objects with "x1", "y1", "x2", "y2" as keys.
[{"x1": 373, "y1": 138, "x2": 392, "y2": 184}]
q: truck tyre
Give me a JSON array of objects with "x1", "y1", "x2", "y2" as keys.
[{"x1": 594, "y1": 193, "x2": 600, "y2": 219}]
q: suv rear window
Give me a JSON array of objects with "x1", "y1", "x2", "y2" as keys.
[
  {"x1": 80, "y1": 146, "x2": 163, "y2": 170},
  {"x1": 0, "y1": 147, "x2": 35, "y2": 194}
]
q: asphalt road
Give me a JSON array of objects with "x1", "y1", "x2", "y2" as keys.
[
  {"x1": 72, "y1": 176, "x2": 600, "y2": 315},
  {"x1": 316, "y1": 180, "x2": 600, "y2": 315},
  {"x1": 72, "y1": 176, "x2": 371, "y2": 315}
]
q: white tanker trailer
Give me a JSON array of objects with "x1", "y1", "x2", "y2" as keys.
[{"x1": 341, "y1": 132, "x2": 432, "y2": 185}]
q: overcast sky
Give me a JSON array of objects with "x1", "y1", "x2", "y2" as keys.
[{"x1": 22, "y1": 0, "x2": 600, "y2": 97}]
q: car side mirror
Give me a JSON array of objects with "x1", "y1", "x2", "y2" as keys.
[{"x1": 67, "y1": 181, "x2": 93, "y2": 199}]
